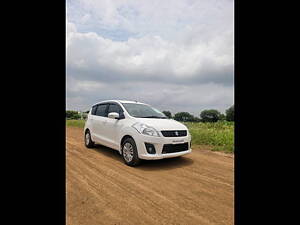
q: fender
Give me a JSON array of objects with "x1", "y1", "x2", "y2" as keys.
[{"x1": 118, "y1": 125, "x2": 139, "y2": 154}]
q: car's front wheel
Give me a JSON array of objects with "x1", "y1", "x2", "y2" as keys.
[
  {"x1": 84, "y1": 130, "x2": 95, "y2": 148},
  {"x1": 122, "y1": 138, "x2": 140, "y2": 166}
]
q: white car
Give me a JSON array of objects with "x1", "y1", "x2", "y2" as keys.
[{"x1": 84, "y1": 100, "x2": 192, "y2": 166}]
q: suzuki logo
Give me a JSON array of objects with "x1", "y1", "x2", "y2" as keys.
[{"x1": 175, "y1": 131, "x2": 179, "y2": 136}]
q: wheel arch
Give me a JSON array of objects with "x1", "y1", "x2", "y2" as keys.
[
  {"x1": 120, "y1": 134, "x2": 141, "y2": 166},
  {"x1": 120, "y1": 135, "x2": 135, "y2": 149},
  {"x1": 84, "y1": 127, "x2": 94, "y2": 142}
]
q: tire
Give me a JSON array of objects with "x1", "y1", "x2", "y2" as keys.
[
  {"x1": 121, "y1": 138, "x2": 141, "y2": 166},
  {"x1": 84, "y1": 130, "x2": 95, "y2": 148}
]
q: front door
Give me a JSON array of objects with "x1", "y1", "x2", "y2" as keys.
[{"x1": 105, "y1": 103, "x2": 125, "y2": 149}]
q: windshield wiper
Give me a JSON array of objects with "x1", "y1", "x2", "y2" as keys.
[{"x1": 140, "y1": 116, "x2": 167, "y2": 119}]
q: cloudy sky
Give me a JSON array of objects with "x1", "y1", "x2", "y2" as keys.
[{"x1": 66, "y1": 0, "x2": 234, "y2": 115}]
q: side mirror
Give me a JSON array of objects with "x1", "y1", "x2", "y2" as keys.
[{"x1": 108, "y1": 112, "x2": 120, "y2": 119}]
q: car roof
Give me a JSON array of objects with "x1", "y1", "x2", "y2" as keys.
[{"x1": 91, "y1": 100, "x2": 146, "y2": 107}]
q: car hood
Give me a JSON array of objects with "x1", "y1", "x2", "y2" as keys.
[{"x1": 134, "y1": 118, "x2": 187, "y2": 131}]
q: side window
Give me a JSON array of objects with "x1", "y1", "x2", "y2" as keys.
[
  {"x1": 95, "y1": 104, "x2": 108, "y2": 117},
  {"x1": 107, "y1": 104, "x2": 123, "y2": 114},
  {"x1": 91, "y1": 105, "x2": 97, "y2": 115}
]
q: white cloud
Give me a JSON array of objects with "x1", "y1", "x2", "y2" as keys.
[
  {"x1": 67, "y1": 23, "x2": 233, "y2": 81},
  {"x1": 67, "y1": 76, "x2": 106, "y2": 92},
  {"x1": 67, "y1": 78, "x2": 233, "y2": 114},
  {"x1": 66, "y1": 0, "x2": 234, "y2": 113}
]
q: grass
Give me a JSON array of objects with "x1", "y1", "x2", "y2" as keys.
[
  {"x1": 184, "y1": 121, "x2": 234, "y2": 153},
  {"x1": 66, "y1": 119, "x2": 86, "y2": 128},
  {"x1": 66, "y1": 119, "x2": 234, "y2": 153}
]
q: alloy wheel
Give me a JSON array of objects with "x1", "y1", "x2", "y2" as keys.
[{"x1": 123, "y1": 142, "x2": 134, "y2": 162}]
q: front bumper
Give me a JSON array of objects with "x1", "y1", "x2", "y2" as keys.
[{"x1": 135, "y1": 134, "x2": 192, "y2": 160}]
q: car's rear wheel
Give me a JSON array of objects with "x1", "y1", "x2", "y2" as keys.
[
  {"x1": 122, "y1": 138, "x2": 140, "y2": 166},
  {"x1": 85, "y1": 130, "x2": 94, "y2": 148}
]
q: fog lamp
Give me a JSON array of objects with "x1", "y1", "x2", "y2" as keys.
[{"x1": 145, "y1": 143, "x2": 156, "y2": 154}]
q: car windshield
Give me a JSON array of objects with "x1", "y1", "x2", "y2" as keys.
[{"x1": 122, "y1": 103, "x2": 167, "y2": 118}]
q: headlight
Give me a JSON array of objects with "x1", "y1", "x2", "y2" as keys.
[
  {"x1": 187, "y1": 129, "x2": 191, "y2": 136},
  {"x1": 132, "y1": 122, "x2": 160, "y2": 137}
]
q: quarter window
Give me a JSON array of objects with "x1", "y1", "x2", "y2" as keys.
[{"x1": 91, "y1": 105, "x2": 97, "y2": 115}]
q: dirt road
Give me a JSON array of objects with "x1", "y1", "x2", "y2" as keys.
[{"x1": 66, "y1": 127, "x2": 234, "y2": 225}]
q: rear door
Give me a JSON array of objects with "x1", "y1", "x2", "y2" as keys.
[
  {"x1": 105, "y1": 103, "x2": 125, "y2": 149},
  {"x1": 89, "y1": 105, "x2": 98, "y2": 133},
  {"x1": 92, "y1": 103, "x2": 109, "y2": 144}
]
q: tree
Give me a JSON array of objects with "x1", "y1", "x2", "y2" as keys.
[
  {"x1": 174, "y1": 112, "x2": 195, "y2": 122},
  {"x1": 200, "y1": 109, "x2": 221, "y2": 122},
  {"x1": 162, "y1": 111, "x2": 172, "y2": 118},
  {"x1": 193, "y1": 117, "x2": 202, "y2": 122},
  {"x1": 225, "y1": 105, "x2": 234, "y2": 121},
  {"x1": 219, "y1": 113, "x2": 226, "y2": 121},
  {"x1": 66, "y1": 110, "x2": 81, "y2": 120}
]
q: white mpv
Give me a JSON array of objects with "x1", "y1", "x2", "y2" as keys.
[{"x1": 84, "y1": 100, "x2": 192, "y2": 166}]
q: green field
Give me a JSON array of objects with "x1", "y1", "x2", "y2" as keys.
[
  {"x1": 66, "y1": 120, "x2": 234, "y2": 153},
  {"x1": 184, "y1": 121, "x2": 234, "y2": 153},
  {"x1": 66, "y1": 119, "x2": 86, "y2": 128}
]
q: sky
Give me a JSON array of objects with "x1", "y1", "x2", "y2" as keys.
[{"x1": 66, "y1": 0, "x2": 234, "y2": 115}]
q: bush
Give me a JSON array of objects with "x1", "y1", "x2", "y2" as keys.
[
  {"x1": 174, "y1": 112, "x2": 195, "y2": 122},
  {"x1": 193, "y1": 117, "x2": 202, "y2": 122},
  {"x1": 200, "y1": 109, "x2": 221, "y2": 123},
  {"x1": 225, "y1": 105, "x2": 234, "y2": 121},
  {"x1": 66, "y1": 110, "x2": 81, "y2": 120},
  {"x1": 162, "y1": 111, "x2": 172, "y2": 118},
  {"x1": 219, "y1": 113, "x2": 226, "y2": 121}
]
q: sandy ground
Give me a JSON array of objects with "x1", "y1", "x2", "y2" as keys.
[{"x1": 66, "y1": 127, "x2": 234, "y2": 225}]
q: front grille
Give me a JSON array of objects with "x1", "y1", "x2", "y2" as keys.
[
  {"x1": 162, "y1": 142, "x2": 189, "y2": 154},
  {"x1": 161, "y1": 130, "x2": 187, "y2": 137}
]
